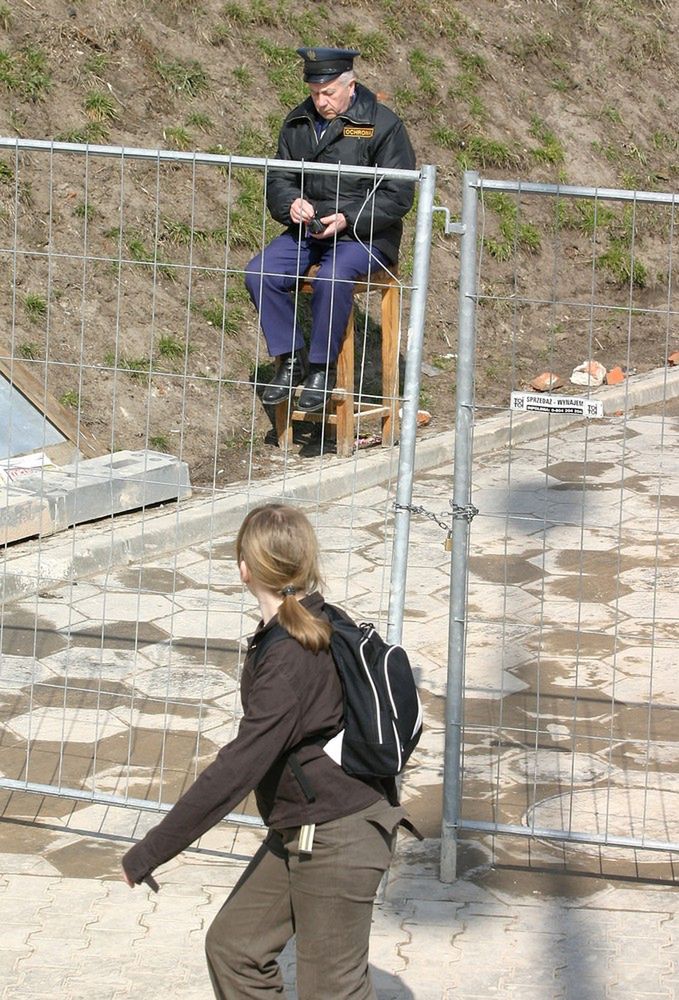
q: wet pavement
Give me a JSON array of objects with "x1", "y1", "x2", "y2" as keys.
[{"x1": 2, "y1": 395, "x2": 679, "y2": 997}]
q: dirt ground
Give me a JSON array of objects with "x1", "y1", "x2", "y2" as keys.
[{"x1": 0, "y1": 0, "x2": 677, "y2": 483}]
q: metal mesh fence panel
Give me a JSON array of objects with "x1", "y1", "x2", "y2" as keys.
[
  {"x1": 0, "y1": 139, "x2": 432, "y2": 857},
  {"x1": 444, "y1": 173, "x2": 679, "y2": 880}
]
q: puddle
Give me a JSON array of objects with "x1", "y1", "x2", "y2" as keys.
[
  {"x1": 543, "y1": 461, "x2": 616, "y2": 482},
  {"x1": 114, "y1": 567, "x2": 194, "y2": 593},
  {"x1": 68, "y1": 620, "x2": 170, "y2": 649},
  {"x1": 554, "y1": 549, "x2": 631, "y2": 576},
  {"x1": 541, "y1": 574, "x2": 633, "y2": 603},
  {"x1": 468, "y1": 552, "x2": 544, "y2": 585},
  {"x1": 0, "y1": 612, "x2": 68, "y2": 659}
]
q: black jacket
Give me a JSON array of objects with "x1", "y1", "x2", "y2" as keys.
[
  {"x1": 266, "y1": 84, "x2": 416, "y2": 264},
  {"x1": 121, "y1": 593, "x2": 388, "y2": 887}
]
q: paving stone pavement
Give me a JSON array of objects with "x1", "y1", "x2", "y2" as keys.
[{"x1": 2, "y1": 398, "x2": 679, "y2": 997}]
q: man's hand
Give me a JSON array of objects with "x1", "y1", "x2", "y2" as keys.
[
  {"x1": 290, "y1": 198, "x2": 315, "y2": 226},
  {"x1": 310, "y1": 213, "x2": 348, "y2": 239}
]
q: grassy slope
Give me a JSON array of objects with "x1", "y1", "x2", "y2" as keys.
[{"x1": 0, "y1": 0, "x2": 677, "y2": 474}]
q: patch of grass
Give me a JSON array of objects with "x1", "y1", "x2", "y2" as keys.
[
  {"x1": 18, "y1": 341, "x2": 40, "y2": 360},
  {"x1": 83, "y1": 52, "x2": 110, "y2": 76},
  {"x1": 591, "y1": 140, "x2": 623, "y2": 166},
  {"x1": 512, "y1": 30, "x2": 557, "y2": 63},
  {"x1": 383, "y1": 13, "x2": 408, "y2": 40},
  {"x1": 458, "y1": 135, "x2": 521, "y2": 171},
  {"x1": 149, "y1": 434, "x2": 170, "y2": 452},
  {"x1": 158, "y1": 334, "x2": 186, "y2": 359},
  {"x1": 104, "y1": 351, "x2": 151, "y2": 379},
  {"x1": 330, "y1": 25, "x2": 389, "y2": 64},
  {"x1": 528, "y1": 116, "x2": 565, "y2": 166},
  {"x1": 74, "y1": 201, "x2": 95, "y2": 221},
  {"x1": 84, "y1": 90, "x2": 118, "y2": 122},
  {"x1": 219, "y1": 174, "x2": 268, "y2": 250},
  {"x1": 59, "y1": 389, "x2": 79, "y2": 408},
  {"x1": 125, "y1": 234, "x2": 176, "y2": 281},
  {"x1": 155, "y1": 56, "x2": 209, "y2": 97},
  {"x1": 601, "y1": 104, "x2": 623, "y2": 125},
  {"x1": 431, "y1": 354, "x2": 455, "y2": 372},
  {"x1": 24, "y1": 292, "x2": 48, "y2": 321},
  {"x1": 0, "y1": 159, "x2": 13, "y2": 183},
  {"x1": 56, "y1": 121, "x2": 110, "y2": 143},
  {"x1": 257, "y1": 42, "x2": 306, "y2": 107},
  {"x1": 221, "y1": 0, "x2": 280, "y2": 27},
  {"x1": 382, "y1": 0, "x2": 467, "y2": 41},
  {"x1": 393, "y1": 86, "x2": 418, "y2": 113},
  {"x1": 0, "y1": 50, "x2": 18, "y2": 91},
  {"x1": 296, "y1": 10, "x2": 322, "y2": 44},
  {"x1": 652, "y1": 131, "x2": 679, "y2": 153},
  {"x1": 555, "y1": 200, "x2": 615, "y2": 236},
  {"x1": 163, "y1": 125, "x2": 193, "y2": 150},
  {"x1": 235, "y1": 125, "x2": 269, "y2": 157},
  {"x1": 9, "y1": 109, "x2": 26, "y2": 134},
  {"x1": 205, "y1": 143, "x2": 230, "y2": 175},
  {"x1": 597, "y1": 241, "x2": 647, "y2": 287},
  {"x1": 199, "y1": 299, "x2": 244, "y2": 333},
  {"x1": 266, "y1": 112, "x2": 284, "y2": 142},
  {"x1": 163, "y1": 218, "x2": 209, "y2": 245},
  {"x1": 483, "y1": 192, "x2": 541, "y2": 259},
  {"x1": 232, "y1": 65, "x2": 252, "y2": 87},
  {"x1": 431, "y1": 125, "x2": 461, "y2": 151},
  {"x1": 0, "y1": 46, "x2": 52, "y2": 102},
  {"x1": 210, "y1": 24, "x2": 231, "y2": 45},
  {"x1": 186, "y1": 111, "x2": 214, "y2": 133},
  {"x1": 408, "y1": 49, "x2": 443, "y2": 99},
  {"x1": 0, "y1": 3, "x2": 11, "y2": 30}
]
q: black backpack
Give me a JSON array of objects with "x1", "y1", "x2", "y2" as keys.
[{"x1": 251, "y1": 602, "x2": 423, "y2": 780}]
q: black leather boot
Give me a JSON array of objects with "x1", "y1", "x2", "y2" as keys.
[
  {"x1": 297, "y1": 363, "x2": 337, "y2": 412},
  {"x1": 262, "y1": 350, "x2": 308, "y2": 405}
]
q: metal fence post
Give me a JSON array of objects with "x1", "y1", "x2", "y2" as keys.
[
  {"x1": 440, "y1": 170, "x2": 479, "y2": 882},
  {"x1": 387, "y1": 163, "x2": 437, "y2": 645}
]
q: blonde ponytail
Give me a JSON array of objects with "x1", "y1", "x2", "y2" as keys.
[
  {"x1": 237, "y1": 504, "x2": 332, "y2": 652},
  {"x1": 278, "y1": 592, "x2": 331, "y2": 653}
]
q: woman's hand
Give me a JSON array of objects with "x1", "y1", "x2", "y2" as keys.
[{"x1": 122, "y1": 866, "x2": 135, "y2": 888}]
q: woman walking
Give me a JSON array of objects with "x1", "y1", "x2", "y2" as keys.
[{"x1": 122, "y1": 502, "x2": 408, "y2": 998}]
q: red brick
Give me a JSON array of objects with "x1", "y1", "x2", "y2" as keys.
[
  {"x1": 605, "y1": 365, "x2": 626, "y2": 385},
  {"x1": 668, "y1": 351, "x2": 679, "y2": 366}
]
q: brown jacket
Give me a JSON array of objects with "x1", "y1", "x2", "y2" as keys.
[{"x1": 122, "y1": 593, "x2": 388, "y2": 886}]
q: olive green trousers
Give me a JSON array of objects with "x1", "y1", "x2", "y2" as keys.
[{"x1": 205, "y1": 800, "x2": 403, "y2": 999}]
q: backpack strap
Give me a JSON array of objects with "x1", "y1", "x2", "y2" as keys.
[
  {"x1": 248, "y1": 622, "x2": 289, "y2": 663},
  {"x1": 286, "y1": 752, "x2": 317, "y2": 803},
  {"x1": 249, "y1": 622, "x2": 331, "y2": 805}
]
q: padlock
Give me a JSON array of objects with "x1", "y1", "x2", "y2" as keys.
[{"x1": 444, "y1": 531, "x2": 453, "y2": 552}]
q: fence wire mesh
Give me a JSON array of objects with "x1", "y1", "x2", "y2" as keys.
[
  {"x1": 0, "y1": 139, "x2": 432, "y2": 857},
  {"x1": 446, "y1": 172, "x2": 679, "y2": 880}
]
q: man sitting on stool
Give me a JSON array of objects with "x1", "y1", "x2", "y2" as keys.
[{"x1": 245, "y1": 46, "x2": 416, "y2": 413}]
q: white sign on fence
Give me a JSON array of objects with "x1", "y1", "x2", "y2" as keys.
[{"x1": 510, "y1": 392, "x2": 604, "y2": 418}]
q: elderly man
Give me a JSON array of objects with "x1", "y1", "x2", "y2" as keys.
[{"x1": 245, "y1": 47, "x2": 416, "y2": 413}]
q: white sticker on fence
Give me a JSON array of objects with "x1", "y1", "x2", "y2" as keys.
[{"x1": 511, "y1": 392, "x2": 604, "y2": 418}]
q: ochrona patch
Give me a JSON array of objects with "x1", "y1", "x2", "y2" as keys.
[{"x1": 343, "y1": 126, "x2": 375, "y2": 139}]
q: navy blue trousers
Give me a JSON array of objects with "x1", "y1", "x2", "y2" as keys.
[{"x1": 245, "y1": 232, "x2": 390, "y2": 364}]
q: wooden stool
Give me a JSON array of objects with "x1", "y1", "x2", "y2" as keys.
[{"x1": 274, "y1": 266, "x2": 401, "y2": 458}]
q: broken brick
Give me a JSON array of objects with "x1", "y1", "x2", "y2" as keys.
[
  {"x1": 530, "y1": 372, "x2": 563, "y2": 392},
  {"x1": 605, "y1": 365, "x2": 626, "y2": 385},
  {"x1": 668, "y1": 351, "x2": 679, "y2": 366}
]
